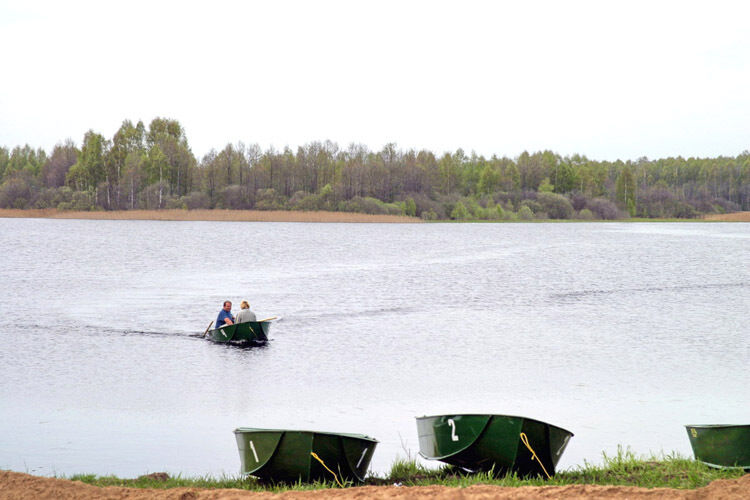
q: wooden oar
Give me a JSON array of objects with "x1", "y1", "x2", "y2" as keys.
[
  {"x1": 201, "y1": 321, "x2": 213, "y2": 337},
  {"x1": 258, "y1": 316, "x2": 278, "y2": 322}
]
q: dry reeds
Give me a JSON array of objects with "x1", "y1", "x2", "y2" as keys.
[{"x1": 0, "y1": 209, "x2": 422, "y2": 223}]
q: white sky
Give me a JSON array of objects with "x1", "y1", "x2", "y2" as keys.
[{"x1": 1, "y1": 0, "x2": 749, "y2": 161}]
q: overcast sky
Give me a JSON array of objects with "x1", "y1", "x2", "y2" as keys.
[{"x1": 1, "y1": 0, "x2": 749, "y2": 161}]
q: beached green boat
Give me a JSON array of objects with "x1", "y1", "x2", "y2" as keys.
[
  {"x1": 685, "y1": 424, "x2": 750, "y2": 470},
  {"x1": 206, "y1": 320, "x2": 271, "y2": 344},
  {"x1": 416, "y1": 414, "x2": 573, "y2": 477},
  {"x1": 234, "y1": 428, "x2": 378, "y2": 484}
]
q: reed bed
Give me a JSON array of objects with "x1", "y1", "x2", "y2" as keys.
[{"x1": 0, "y1": 208, "x2": 421, "y2": 223}]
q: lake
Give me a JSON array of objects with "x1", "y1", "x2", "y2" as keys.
[{"x1": 0, "y1": 218, "x2": 747, "y2": 478}]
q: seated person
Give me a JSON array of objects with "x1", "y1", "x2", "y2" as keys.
[
  {"x1": 235, "y1": 300, "x2": 257, "y2": 323},
  {"x1": 215, "y1": 300, "x2": 234, "y2": 328}
]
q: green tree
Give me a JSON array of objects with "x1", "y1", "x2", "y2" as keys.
[
  {"x1": 616, "y1": 165, "x2": 637, "y2": 216},
  {"x1": 146, "y1": 117, "x2": 195, "y2": 200},
  {"x1": 450, "y1": 201, "x2": 469, "y2": 220},
  {"x1": 477, "y1": 164, "x2": 501, "y2": 194},
  {"x1": 67, "y1": 131, "x2": 108, "y2": 194},
  {"x1": 554, "y1": 161, "x2": 577, "y2": 193},
  {"x1": 105, "y1": 120, "x2": 145, "y2": 208},
  {"x1": 538, "y1": 177, "x2": 554, "y2": 193},
  {"x1": 503, "y1": 162, "x2": 521, "y2": 191},
  {"x1": 404, "y1": 197, "x2": 417, "y2": 216},
  {"x1": 0, "y1": 147, "x2": 9, "y2": 181}
]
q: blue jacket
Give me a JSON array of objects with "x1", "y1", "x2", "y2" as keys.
[{"x1": 215, "y1": 310, "x2": 233, "y2": 329}]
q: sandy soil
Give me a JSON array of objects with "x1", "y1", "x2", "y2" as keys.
[
  {"x1": 1, "y1": 471, "x2": 748, "y2": 500},
  {"x1": 0, "y1": 209, "x2": 421, "y2": 223},
  {"x1": 702, "y1": 211, "x2": 750, "y2": 221}
]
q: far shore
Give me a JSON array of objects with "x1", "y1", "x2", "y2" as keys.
[
  {"x1": 0, "y1": 208, "x2": 422, "y2": 223},
  {"x1": 0, "y1": 208, "x2": 748, "y2": 223}
]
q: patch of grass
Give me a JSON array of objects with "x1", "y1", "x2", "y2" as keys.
[
  {"x1": 367, "y1": 453, "x2": 446, "y2": 485},
  {"x1": 66, "y1": 447, "x2": 746, "y2": 492},
  {"x1": 66, "y1": 472, "x2": 343, "y2": 492},
  {"x1": 558, "y1": 446, "x2": 743, "y2": 489},
  {"x1": 371, "y1": 446, "x2": 744, "y2": 489}
]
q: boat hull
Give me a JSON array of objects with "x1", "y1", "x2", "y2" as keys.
[
  {"x1": 685, "y1": 425, "x2": 750, "y2": 470},
  {"x1": 234, "y1": 428, "x2": 378, "y2": 483},
  {"x1": 207, "y1": 321, "x2": 270, "y2": 344},
  {"x1": 416, "y1": 414, "x2": 573, "y2": 477}
]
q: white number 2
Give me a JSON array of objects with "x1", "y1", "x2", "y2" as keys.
[{"x1": 448, "y1": 419, "x2": 459, "y2": 441}]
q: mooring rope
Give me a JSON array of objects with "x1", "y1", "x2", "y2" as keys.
[
  {"x1": 519, "y1": 432, "x2": 552, "y2": 479},
  {"x1": 310, "y1": 452, "x2": 345, "y2": 487}
]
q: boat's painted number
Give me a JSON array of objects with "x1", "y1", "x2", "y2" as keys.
[
  {"x1": 356, "y1": 447, "x2": 368, "y2": 468},
  {"x1": 448, "y1": 419, "x2": 459, "y2": 441},
  {"x1": 249, "y1": 440, "x2": 259, "y2": 462},
  {"x1": 690, "y1": 429, "x2": 698, "y2": 438}
]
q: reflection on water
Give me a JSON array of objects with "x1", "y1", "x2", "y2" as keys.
[{"x1": 0, "y1": 219, "x2": 748, "y2": 477}]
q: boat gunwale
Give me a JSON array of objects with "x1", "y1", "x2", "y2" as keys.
[
  {"x1": 208, "y1": 320, "x2": 273, "y2": 334},
  {"x1": 685, "y1": 424, "x2": 750, "y2": 429},
  {"x1": 234, "y1": 427, "x2": 379, "y2": 443},
  {"x1": 416, "y1": 413, "x2": 575, "y2": 436},
  {"x1": 694, "y1": 460, "x2": 750, "y2": 470}
]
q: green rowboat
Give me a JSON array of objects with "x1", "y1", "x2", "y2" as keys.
[
  {"x1": 234, "y1": 428, "x2": 378, "y2": 484},
  {"x1": 416, "y1": 414, "x2": 573, "y2": 477},
  {"x1": 207, "y1": 320, "x2": 271, "y2": 344},
  {"x1": 685, "y1": 424, "x2": 750, "y2": 470}
]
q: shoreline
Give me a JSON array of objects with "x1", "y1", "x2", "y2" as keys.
[
  {"x1": 1, "y1": 470, "x2": 748, "y2": 499},
  {"x1": 0, "y1": 208, "x2": 748, "y2": 223},
  {"x1": 0, "y1": 208, "x2": 422, "y2": 223}
]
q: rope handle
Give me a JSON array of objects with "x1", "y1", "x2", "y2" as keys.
[
  {"x1": 310, "y1": 452, "x2": 344, "y2": 487},
  {"x1": 519, "y1": 432, "x2": 552, "y2": 479}
]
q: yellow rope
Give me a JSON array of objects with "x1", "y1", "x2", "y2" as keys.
[
  {"x1": 519, "y1": 432, "x2": 552, "y2": 479},
  {"x1": 310, "y1": 452, "x2": 344, "y2": 487}
]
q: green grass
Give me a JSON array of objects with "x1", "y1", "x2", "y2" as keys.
[
  {"x1": 369, "y1": 447, "x2": 745, "y2": 490},
  {"x1": 66, "y1": 447, "x2": 745, "y2": 492},
  {"x1": 66, "y1": 472, "x2": 345, "y2": 492}
]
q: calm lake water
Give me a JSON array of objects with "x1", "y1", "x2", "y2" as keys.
[{"x1": 0, "y1": 219, "x2": 748, "y2": 478}]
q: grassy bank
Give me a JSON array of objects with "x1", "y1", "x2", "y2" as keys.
[{"x1": 67, "y1": 449, "x2": 746, "y2": 492}]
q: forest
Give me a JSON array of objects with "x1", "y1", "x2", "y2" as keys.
[{"x1": 1, "y1": 118, "x2": 749, "y2": 220}]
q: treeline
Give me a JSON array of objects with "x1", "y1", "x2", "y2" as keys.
[{"x1": 1, "y1": 117, "x2": 749, "y2": 220}]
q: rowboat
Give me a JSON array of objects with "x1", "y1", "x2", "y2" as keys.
[
  {"x1": 416, "y1": 414, "x2": 573, "y2": 477},
  {"x1": 234, "y1": 428, "x2": 378, "y2": 484},
  {"x1": 206, "y1": 320, "x2": 271, "y2": 344},
  {"x1": 685, "y1": 424, "x2": 750, "y2": 470}
]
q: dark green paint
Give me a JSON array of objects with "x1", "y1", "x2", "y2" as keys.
[
  {"x1": 416, "y1": 414, "x2": 573, "y2": 477},
  {"x1": 207, "y1": 321, "x2": 270, "y2": 344},
  {"x1": 234, "y1": 428, "x2": 378, "y2": 483},
  {"x1": 685, "y1": 424, "x2": 750, "y2": 470}
]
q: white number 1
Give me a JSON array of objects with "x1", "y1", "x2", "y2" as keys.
[
  {"x1": 249, "y1": 440, "x2": 259, "y2": 462},
  {"x1": 448, "y1": 419, "x2": 459, "y2": 441},
  {"x1": 356, "y1": 447, "x2": 368, "y2": 468}
]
